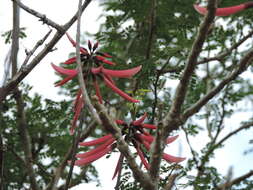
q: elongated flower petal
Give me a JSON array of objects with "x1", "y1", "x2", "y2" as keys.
[
  {"x1": 51, "y1": 63, "x2": 78, "y2": 76},
  {"x1": 76, "y1": 138, "x2": 115, "y2": 158},
  {"x1": 96, "y1": 52, "x2": 112, "y2": 58},
  {"x1": 163, "y1": 153, "x2": 185, "y2": 163},
  {"x1": 136, "y1": 146, "x2": 150, "y2": 170},
  {"x1": 101, "y1": 65, "x2": 142, "y2": 78},
  {"x1": 104, "y1": 74, "x2": 115, "y2": 84},
  {"x1": 166, "y1": 135, "x2": 179, "y2": 144},
  {"x1": 95, "y1": 55, "x2": 115, "y2": 65},
  {"x1": 142, "y1": 138, "x2": 185, "y2": 163},
  {"x1": 63, "y1": 57, "x2": 76, "y2": 65},
  {"x1": 138, "y1": 133, "x2": 178, "y2": 145},
  {"x1": 91, "y1": 66, "x2": 102, "y2": 74},
  {"x1": 115, "y1": 119, "x2": 126, "y2": 125},
  {"x1": 70, "y1": 95, "x2": 84, "y2": 135},
  {"x1": 132, "y1": 113, "x2": 147, "y2": 125},
  {"x1": 79, "y1": 134, "x2": 114, "y2": 146},
  {"x1": 74, "y1": 145, "x2": 112, "y2": 166},
  {"x1": 55, "y1": 75, "x2": 76, "y2": 86},
  {"x1": 93, "y1": 78, "x2": 103, "y2": 104},
  {"x1": 193, "y1": 3, "x2": 253, "y2": 16},
  {"x1": 66, "y1": 33, "x2": 88, "y2": 54},
  {"x1": 73, "y1": 89, "x2": 82, "y2": 110},
  {"x1": 112, "y1": 153, "x2": 124, "y2": 180},
  {"x1": 141, "y1": 123, "x2": 157, "y2": 129},
  {"x1": 103, "y1": 75, "x2": 139, "y2": 103}
]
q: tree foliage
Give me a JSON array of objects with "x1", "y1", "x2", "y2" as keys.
[{"x1": 1, "y1": 0, "x2": 253, "y2": 189}]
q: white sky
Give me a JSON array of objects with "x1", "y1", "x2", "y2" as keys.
[{"x1": 1, "y1": 1, "x2": 253, "y2": 189}]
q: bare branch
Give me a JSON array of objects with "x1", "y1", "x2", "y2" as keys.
[
  {"x1": 22, "y1": 29, "x2": 52, "y2": 66},
  {"x1": 12, "y1": 0, "x2": 64, "y2": 32},
  {"x1": 198, "y1": 29, "x2": 253, "y2": 64},
  {"x1": 182, "y1": 48, "x2": 253, "y2": 121},
  {"x1": 164, "y1": 173, "x2": 179, "y2": 190},
  {"x1": 199, "y1": 121, "x2": 253, "y2": 173},
  {"x1": 217, "y1": 170, "x2": 253, "y2": 190}
]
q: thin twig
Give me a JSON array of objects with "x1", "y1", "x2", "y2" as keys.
[
  {"x1": 22, "y1": 29, "x2": 52, "y2": 66},
  {"x1": 197, "y1": 29, "x2": 253, "y2": 64},
  {"x1": 75, "y1": 0, "x2": 102, "y2": 125},
  {"x1": 182, "y1": 48, "x2": 253, "y2": 121}
]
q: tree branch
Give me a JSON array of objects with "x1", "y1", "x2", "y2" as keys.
[
  {"x1": 75, "y1": 0, "x2": 101, "y2": 126},
  {"x1": 0, "y1": 0, "x2": 93, "y2": 104},
  {"x1": 15, "y1": 90, "x2": 40, "y2": 190},
  {"x1": 148, "y1": 0, "x2": 218, "y2": 182},
  {"x1": 12, "y1": 0, "x2": 64, "y2": 32},
  {"x1": 197, "y1": 29, "x2": 253, "y2": 64},
  {"x1": 22, "y1": 29, "x2": 52, "y2": 66},
  {"x1": 182, "y1": 48, "x2": 253, "y2": 121},
  {"x1": 217, "y1": 170, "x2": 253, "y2": 190}
]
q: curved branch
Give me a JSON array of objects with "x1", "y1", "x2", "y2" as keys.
[
  {"x1": 12, "y1": 0, "x2": 64, "y2": 32},
  {"x1": 182, "y1": 48, "x2": 253, "y2": 121},
  {"x1": 197, "y1": 29, "x2": 253, "y2": 64},
  {"x1": 217, "y1": 170, "x2": 253, "y2": 190}
]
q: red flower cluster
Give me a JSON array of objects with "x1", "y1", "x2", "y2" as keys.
[
  {"x1": 74, "y1": 113, "x2": 185, "y2": 180},
  {"x1": 52, "y1": 34, "x2": 141, "y2": 134},
  {"x1": 194, "y1": 2, "x2": 253, "y2": 16}
]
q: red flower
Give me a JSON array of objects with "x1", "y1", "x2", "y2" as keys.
[
  {"x1": 52, "y1": 34, "x2": 141, "y2": 134},
  {"x1": 194, "y1": 2, "x2": 253, "y2": 16},
  {"x1": 74, "y1": 113, "x2": 185, "y2": 180}
]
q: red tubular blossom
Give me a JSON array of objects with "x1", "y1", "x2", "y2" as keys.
[
  {"x1": 74, "y1": 145, "x2": 112, "y2": 166},
  {"x1": 162, "y1": 153, "x2": 186, "y2": 163},
  {"x1": 76, "y1": 138, "x2": 115, "y2": 158},
  {"x1": 112, "y1": 153, "x2": 124, "y2": 180},
  {"x1": 132, "y1": 113, "x2": 147, "y2": 125},
  {"x1": 141, "y1": 123, "x2": 157, "y2": 129},
  {"x1": 115, "y1": 119, "x2": 126, "y2": 125},
  {"x1": 95, "y1": 55, "x2": 116, "y2": 65},
  {"x1": 73, "y1": 89, "x2": 82, "y2": 110},
  {"x1": 79, "y1": 134, "x2": 114, "y2": 146},
  {"x1": 54, "y1": 75, "x2": 76, "y2": 87},
  {"x1": 101, "y1": 65, "x2": 142, "y2": 78},
  {"x1": 136, "y1": 146, "x2": 150, "y2": 170},
  {"x1": 193, "y1": 3, "x2": 253, "y2": 16},
  {"x1": 51, "y1": 63, "x2": 77, "y2": 76},
  {"x1": 93, "y1": 79, "x2": 103, "y2": 104},
  {"x1": 91, "y1": 66, "x2": 102, "y2": 74},
  {"x1": 166, "y1": 135, "x2": 179, "y2": 144},
  {"x1": 66, "y1": 33, "x2": 88, "y2": 54},
  {"x1": 63, "y1": 57, "x2": 76, "y2": 65},
  {"x1": 96, "y1": 52, "x2": 112, "y2": 58},
  {"x1": 103, "y1": 75, "x2": 140, "y2": 103},
  {"x1": 93, "y1": 42, "x2": 99, "y2": 51},
  {"x1": 70, "y1": 95, "x2": 84, "y2": 135}
]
